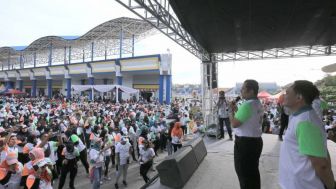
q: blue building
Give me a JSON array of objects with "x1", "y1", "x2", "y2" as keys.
[{"x1": 0, "y1": 17, "x2": 172, "y2": 103}]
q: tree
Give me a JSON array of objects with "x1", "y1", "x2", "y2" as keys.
[{"x1": 315, "y1": 75, "x2": 336, "y2": 107}]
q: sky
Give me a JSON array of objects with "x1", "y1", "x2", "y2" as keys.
[{"x1": 0, "y1": 0, "x2": 335, "y2": 87}]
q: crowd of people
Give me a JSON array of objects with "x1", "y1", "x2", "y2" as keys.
[
  {"x1": 0, "y1": 79, "x2": 333, "y2": 189},
  {"x1": 0, "y1": 95, "x2": 204, "y2": 189}
]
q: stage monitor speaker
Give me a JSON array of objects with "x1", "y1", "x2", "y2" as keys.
[
  {"x1": 183, "y1": 137, "x2": 207, "y2": 164},
  {"x1": 156, "y1": 146, "x2": 198, "y2": 189}
]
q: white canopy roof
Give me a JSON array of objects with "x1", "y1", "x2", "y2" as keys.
[{"x1": 71, "y1": 84, "x2": 138, "y2": 94}]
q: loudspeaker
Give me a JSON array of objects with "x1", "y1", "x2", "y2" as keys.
[
  {"x1": 183, "y1": 137, "x2": 207, "y2": 164},
  {"x1": 156, "y1": 146, "x2": 198, "y2": 189},
  {"x1": 206, "y1": 63, "x2": 218, "y2": 89}
]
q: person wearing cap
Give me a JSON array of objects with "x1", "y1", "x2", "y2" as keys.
[
  {"x1": 114, "y1": 137, "x2": 131, "y2": 189},
  {"x1": 139, "y1": 139, "x2": 155, "y2": 183},
  {"x1": 69, "y1": 134, "x2": 89, "y2": 174},
  {"x1": 24, "y1": 158, "x2": 53, "y2": 189},
  {"x1": 0, "y1": 152, "x2": 23, "y2": 189},
  {"x1": 89, "y1": 138, "x2": 108, "y2": 189}
]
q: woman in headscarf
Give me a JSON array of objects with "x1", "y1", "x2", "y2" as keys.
[{"x1": 171, "y1": 122, "x2": 183, "y2": 152}]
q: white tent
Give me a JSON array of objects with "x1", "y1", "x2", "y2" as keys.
[{"x1": 71, "y1": 84, "x2": 138, "y2": 102}]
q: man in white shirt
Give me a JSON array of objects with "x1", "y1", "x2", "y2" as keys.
[
  {"x1": 230, "y1": 80, "x2": 263, "y2": 189},
  {"x1": 217, "y1": 91, "x2": 232, "y2": 140},
  {"x1": 279, "y1": 80, "x2": 335, "y2": 189},
  {"x1": 115, "y1": 137, "x2": 131, "y2": 189}
]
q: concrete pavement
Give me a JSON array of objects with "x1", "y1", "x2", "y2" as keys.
[
  {"x1": 59, "y1": 134, "x2": 336, "y2": 189},
  {"x1": 148, "y1": 134, "x2": 336, "y2": 189}
]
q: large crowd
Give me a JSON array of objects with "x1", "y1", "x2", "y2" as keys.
[{"x1": 0, "y1": 95, "x2": 204, "y2": 189}]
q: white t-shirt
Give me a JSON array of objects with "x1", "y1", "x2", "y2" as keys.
[
  {"x1": 218, "y1": 99, "x2": 229, "y2": 118},
  {"x1": 89, "y1": 148, "x2": 104, "y2": 168},
  {"x1": 76, "y1": 139, "x2": 86, "y2": 152},
  {"x1": 234, "y1": 99, "x2": 263, "y2": 137},
  {"x1": 115, "y1": 142, "x2": 131, "y2": 165},
  {"x1": 279, "y1": 107, "x2": 327, "y2": 189},
  {"x1": 140, "y1": 148, "x2": 155, "y2": 162}
]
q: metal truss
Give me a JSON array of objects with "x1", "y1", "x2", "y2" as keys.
[
  {"x1": 0, "y1": 17, "x2": 155, "y2": 71},
  {"x1": 115, "y1": 0, "x2": 210, "y2": 61},
  {"x1": 213, "y1": 45, "x2": 336, "y2": 62}
]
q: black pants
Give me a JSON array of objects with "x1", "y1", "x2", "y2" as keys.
[
  {"x1": 172, "y1": 143, "x2": 182, "y2": 152},
  {"x1": 58, "y1": 159, "x2": 77, "y2": 189},
  {"x1": 234, "y1": 136, "x2": 263, "y2": 189},
  {"x1": 129, "y1": 140, "x2": 137, "y2": 161},
  {"x1": 218, "y1": 117, "x2": 232, "y2": 138},
  {"x1": 160, "y1": 133, "x2": 167, "y2": 150},
  {"x1": 181, "y1": 125, "x2": 187, "y2": 135},
  {"x1": 104, "y1": 156, "x2": 111, "y2": 176},
  {"x1": 84, "y1": 133, "x2": 91, "y2": 149},
  {"x1": 79, "y1": 149, "x2": 89, "y2": 174},
  {"x1": 111, "y1": 146, "x2": 116, "y2": 166},
  {"x1": 140, "y1": 160, "x2": 153, "y2": 183},
  {"x1": 153, "y1": 139, "x2": 160, "y2": 156},
  {"x1": 279, "y1": 115, "x2": 289, "y2": 137}
]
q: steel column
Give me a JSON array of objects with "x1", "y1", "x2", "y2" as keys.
[
  {"x1": 66, "y1": 78, "x2": 71, "y2": 99},
  {"x1": 47, "y1": 79, "x2": 52, "y2": 98}
]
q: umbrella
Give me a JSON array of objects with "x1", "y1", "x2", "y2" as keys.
[{"x1": 257, "y1": 91, "x2": 271, "y2": 99}]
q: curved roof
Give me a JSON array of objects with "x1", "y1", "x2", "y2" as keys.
[{"x1": 0, "y1": 17, "x2": 154, "y2": 56}]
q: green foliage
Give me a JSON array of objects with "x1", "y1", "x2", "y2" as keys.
[{"x1": 315, "y1": 75, "x2": 336, "y2": 107}]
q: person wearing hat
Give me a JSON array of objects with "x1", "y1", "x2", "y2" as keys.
[
  {"x1": 0, "y1": 152, "x2": 23, "y2": 189},
  {"x1": 89, "y1": 138, "x2": 109, "y2": 189},
  {"x1": 24, "y1": 158, "x2": 53, "y2": 189},
  {"x1": 114, "y1": 137, "x2": 131, "y2": 189},
  {"x1": 69, "y1": 134, "x2": 89, "y2": 174}
]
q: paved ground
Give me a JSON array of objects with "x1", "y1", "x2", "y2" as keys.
[
  {"x1": 56, "y1": 135, "x2": 217, "y2": 189},
  {"x1": 148, "y1": 134, "x2": 336, "y2": 189},
  {"x1": 58, "y1": 134, "x2": 336, "y2": 189}
]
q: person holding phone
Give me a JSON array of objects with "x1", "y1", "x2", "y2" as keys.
[{"x1": 230, "y1": 80, "x2": 264, "y2": 189}]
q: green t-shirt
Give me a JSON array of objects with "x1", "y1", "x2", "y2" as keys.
[
  {"x1": 234, "y1": 102, "x2": 253, "y2": 123},
  {"x1": 296, "y1": 121, "x2": 327, "y2": 158}
]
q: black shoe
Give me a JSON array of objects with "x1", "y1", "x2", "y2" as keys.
[
  {"x1": 279, "y1": 136, "x2": 283, "y2": 141},
  {"x1": 122, "y1": 180, "x2": 127, "y2": 186},
  {"x1": 229, "y1": 138, "x2": 233, "y2": 141},
  {"x1": 115, "y1": 183, "x2": 119, "y2": 189}
]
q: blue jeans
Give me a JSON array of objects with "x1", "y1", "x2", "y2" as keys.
[{"x1": 92, "y1": 167, "x2": 102, "y2": 189}]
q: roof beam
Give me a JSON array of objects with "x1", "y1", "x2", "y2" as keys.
[
  {"x1": 115, "y1": 0, "x2": 210, "y2": 61},
  {"x1": 212, "y1": 45, "x2": 336, "y2": 62}
]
